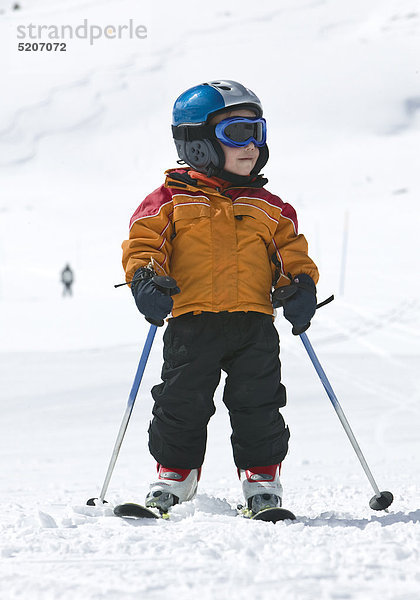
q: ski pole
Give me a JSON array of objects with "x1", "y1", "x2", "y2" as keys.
[
  {"x1": 87, "y1": 274, "x2": 179, "y2": 506},
  {"x1": 299, "y1": 331, "x2": 393, "y2": 511},
  {"x1": 87, "y1": 324, "x2": 158, "y2": 505}
]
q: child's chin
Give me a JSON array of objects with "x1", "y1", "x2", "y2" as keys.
[{"x1": 229, "y1": 164, "x2": 254, "y2": 177}]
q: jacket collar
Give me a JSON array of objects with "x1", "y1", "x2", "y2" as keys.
[
  {"x1": 187, "y1": 170, "x2": 231, "y2": 191},
  {"x1": 164, "y1": 168, "x2": 267, "y2": 193}
]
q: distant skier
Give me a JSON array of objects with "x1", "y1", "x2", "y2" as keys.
[
  {"x1": 121, "y1": 81, "x2": 319, "y2": 515},
  {"x1": 61, "y1": 264, "x2": 74, "y2": 296}
]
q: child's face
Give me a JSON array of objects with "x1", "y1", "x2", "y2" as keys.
[{"x1": 211, "y1": 109, "x2": 260, "y2": 177}]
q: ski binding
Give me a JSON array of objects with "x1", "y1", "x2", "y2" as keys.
[{"x1": 239, "y1": 505, "x2": 296, "y2": 522}]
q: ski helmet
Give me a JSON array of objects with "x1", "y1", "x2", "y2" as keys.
[{"x1": 171, "y1": 80, "x2": 269, "y2": 181}]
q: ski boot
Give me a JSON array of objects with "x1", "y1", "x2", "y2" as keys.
[
  {"x1": 240, "y1": 464, "x2": 283, "y2": 514},
  {"x1": 145, "y1": 464, "x2": 201, "y2": 513}
]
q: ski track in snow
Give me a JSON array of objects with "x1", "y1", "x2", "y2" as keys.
[
  {"x1": 1, "y1": 498, "x2": 420, "y2": 600},
  {"x1": 4, "y1": 0, "x2": 417, "y2": 167},
  {"x1": 0, "y1": 60, "x2": 149, "y2": 166},
  {"x1": 1, "y1": 341, "x2": 419, "y2": 600}
]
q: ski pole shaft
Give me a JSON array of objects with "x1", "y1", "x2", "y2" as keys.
[
  {"x1": 299, "y1": 331, "x2": 382, "y2": 498},
  {"x1": 98, "y1": 324, "x2": 158, "y2": 502}
]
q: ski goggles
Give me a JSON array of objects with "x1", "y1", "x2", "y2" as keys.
[{"x1": 214, "y1": 117, "x2": 267, "y2": 148}]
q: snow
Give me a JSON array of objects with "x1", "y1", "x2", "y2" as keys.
[{"x1": 1, "y1": 0, "x2": 420, "y2": 598}]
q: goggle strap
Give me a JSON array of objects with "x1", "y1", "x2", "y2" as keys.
[{"x1": 172, "y1": 124, "x2": 213, "y2": 142}]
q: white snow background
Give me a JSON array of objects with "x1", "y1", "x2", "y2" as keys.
[{"x1": 1, "y1": 0, "x2": 420, "y2": 598}]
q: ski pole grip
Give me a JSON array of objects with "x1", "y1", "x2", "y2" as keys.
[
  {"x1": 146, "y1": 316, "x2": 165, "y2": 327},
  {"x1": 272, "y1": 284, "x2": 299, "y2": 306},
  {"x1": 152, "y1": 275, "x2": 180, "y2": 295},
  {"x1": 292, "y1": 322, "x2": 311, "y2": 336},
  {"x1": 145, "y1": 275, "x2": 180, "y2": 327},
  {"x1": 291, "y1": 295, "x2": 334, "y2": 333}
]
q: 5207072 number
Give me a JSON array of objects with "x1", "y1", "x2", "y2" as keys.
[{"x1": 18, "y1": 42, "x2": 67, "y2": 51}]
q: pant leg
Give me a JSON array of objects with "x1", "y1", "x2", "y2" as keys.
[
  {"x1": 149, "y1": 313, "x2": 222, "y2": 469},
  {"x1": 221, "y1": 312, "x2": 290, "y2": 469}
]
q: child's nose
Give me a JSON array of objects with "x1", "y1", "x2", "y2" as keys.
[{"x1": 245, "y1": 142, "x2": 255, "y2": 150}]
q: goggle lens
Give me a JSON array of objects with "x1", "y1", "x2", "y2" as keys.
[{"x1": 215, "y1": 117, "x2": 266, "y2": 148}]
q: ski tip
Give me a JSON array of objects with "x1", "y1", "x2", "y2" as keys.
[
  {"x1": 114, "y1": 502, "x2": 160, "y2": 520},
  {"x1": 252, "y1": 507, "x2": 296, "y2": 523}
]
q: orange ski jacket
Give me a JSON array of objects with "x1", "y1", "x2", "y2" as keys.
[{"x1": 122, "y1": 169, "x2": 319, "y2": 318}]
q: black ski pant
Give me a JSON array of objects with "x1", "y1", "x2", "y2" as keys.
[{"x1": 149, "y1": 311, "x2": 290, "y2": 470}]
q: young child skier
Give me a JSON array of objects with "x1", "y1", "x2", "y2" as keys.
[{"x1": 121, "y1": 80, "x2": 319, "y2": 515}]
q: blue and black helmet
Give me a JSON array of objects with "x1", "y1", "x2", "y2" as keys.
[{"x1": 171, "y1": 80, "x2": 269, "y2": 181}]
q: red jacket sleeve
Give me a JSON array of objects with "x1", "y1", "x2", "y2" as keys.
[{"x1": 121, "y1": 185, "x2": 174, "y2": 284}]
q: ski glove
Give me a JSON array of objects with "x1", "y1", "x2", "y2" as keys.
[
  {"x1": 272, "y1": 273, "x2": 317, "y2": 335},
  {"x1": 131, "y1": 267, "x2": 180, "y2": 326}
]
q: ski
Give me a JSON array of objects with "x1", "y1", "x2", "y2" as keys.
[
  {"x1": 114, "y1": 502, "x2": 169, "y2": 520},
  {"x1": 114, "y1": 501, "x2": 296, "y2": 523},
  {"x1": 239, "y1": 506, "x2": 296, "y2": 523}
]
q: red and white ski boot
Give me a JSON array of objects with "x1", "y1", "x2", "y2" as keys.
[
  {"x1": 240, "y1": 464, "x2": 283, "y2": 514},
  {"x1": 145, "y1": 464, "x2": 201, "y2": 512}
]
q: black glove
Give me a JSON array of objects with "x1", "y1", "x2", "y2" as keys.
[
  {"x1": 272, "y1": 273, "x2": 317, "y2": 335},
  {"x1": 131, "y1": 267, "x2": 180, "y2": 326}
]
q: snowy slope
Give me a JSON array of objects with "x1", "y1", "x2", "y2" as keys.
[{"x1": 1, "y1": 0, "x2": 420, "y2": 598}]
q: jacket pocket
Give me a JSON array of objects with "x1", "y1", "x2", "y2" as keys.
[
  {"x1": 232, "y1": 201, "x2": 277, "y2": 240},
  {"x1": 173, "y1": 200, "x2": 211, "y2": 222}
]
